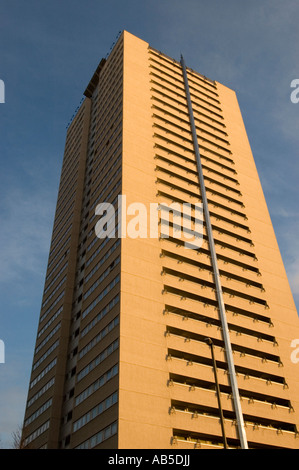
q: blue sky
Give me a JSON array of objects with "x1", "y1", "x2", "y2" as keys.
[{"x1": 0, "y1": 0, "x2": 298, "y2": 448}]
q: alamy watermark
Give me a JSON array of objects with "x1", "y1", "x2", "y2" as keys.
[
  {"x1": 290, "y1": 339, "x2": 299, "y2": 364},
  {"x1": 290, "y1": 79, "x2": 299, "y2": 103},
  {"x1": 0, "y1": 79, "x2": 5, "y2": 361},
  {"x1": 95, "y1": 196, "x2": 204, "y2": 249},
  {"x1": 94, "y1": 196, "x2": 204, "y2": 249},
  {"x1": 0, "y1": 339, "x2": 5, "y2": 363},
  {"x1": 0, "y1": 79, "x2": 5, "y2": 103}
]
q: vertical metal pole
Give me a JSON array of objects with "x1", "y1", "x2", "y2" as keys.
[
  {"x1": 180, "y1": 55, "x2": 248, "y2": 449},
  {"x1": 205, "y1": 338, "x2": 228, "y2": 449}
]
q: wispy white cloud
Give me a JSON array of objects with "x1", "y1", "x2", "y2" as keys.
[
  {"x1": 0, "y1": 352, "x2": 30, "y2": 449},
  {"x1": 0, "y1": 385, "x2": 26, "y2": 448},
  {"x1": 0, "y1": 169, "x2": 56, "y2": 305}
]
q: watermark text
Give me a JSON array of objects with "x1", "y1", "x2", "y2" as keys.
[
  {"x1": 290, "y1": 339, "x2": 299, "y2": 364},
  {"x1": 0, "y1": 79, "x2": 5, "y2": 103},
  {"x1": 95, "y1": 196, "x2": 203, "y2": 250},
  {"x1": 290, "y1": 79, "x2": 299, "y2": 103},
  {"x1": 0, "y1": 339, "x2": 5, "y2": 363}
]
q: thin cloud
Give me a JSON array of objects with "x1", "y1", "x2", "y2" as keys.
[
  {"x1": 0, "y1": 354, "x2": 30, "y2": 449},
  {"x1": 0, "y1": 182, "x2": 55, "y2": 288}
]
